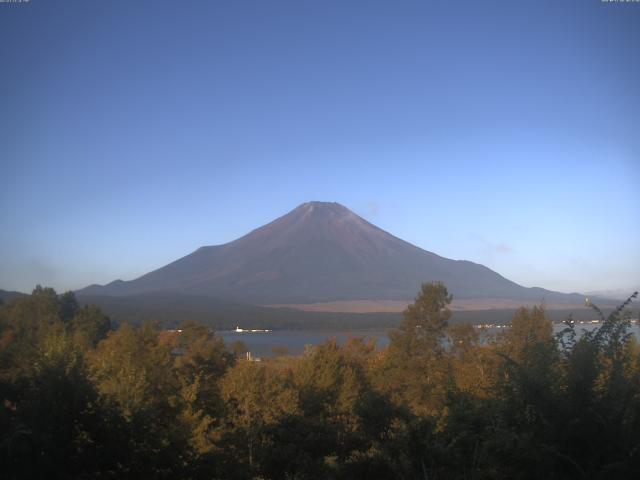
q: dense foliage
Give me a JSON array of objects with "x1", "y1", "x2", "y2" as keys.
[{"x1": 1, "y1": 284, "x2": 638, "y2": 479}]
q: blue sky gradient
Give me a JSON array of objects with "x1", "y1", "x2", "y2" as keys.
[{"x1": 1, "y1": 0, "x2": 638, "y2": 295}]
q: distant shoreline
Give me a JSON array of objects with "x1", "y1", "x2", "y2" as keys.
[{"x1": 264, "y1": 298, "x2": 617, "y2": 314}]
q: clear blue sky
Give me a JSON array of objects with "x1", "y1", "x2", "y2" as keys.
[{"x1": 1, "y1": 0, "x2": 638, "y2": 296}]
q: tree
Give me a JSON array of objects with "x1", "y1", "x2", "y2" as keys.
[
  {"x1": 171, "y1": 321, "x2": 230, "y2": 458},
  {"x1": 230, "y1": 340, "x2": 248, "y2": 358},
  {"x1": 220, "y1": 360, "x2": 299, "y2": 476},
  {"x1": 376, "y1": 282, "x2": 453, "y2": 416},
  {"x1": 58, "y1": 291, "x2": 79, "y2": 324},
  {"x1": 391, "y1": 282, "x2": 453, "y2": 355},
  {"x1": 88, "y1": 322, "x2": 184, "y2": 476},
  {"x1": 500, "y1": 305, "x2": 555, "y2": 366},
  {"x1": 0, "y1": 288, "x2": 118, "y2": 478},
  {"x1": 71, "y1": 304, "x2": 111, "y2": 347}
]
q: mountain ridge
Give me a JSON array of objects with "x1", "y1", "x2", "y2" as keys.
[{"x1": 77, "y1": 201, "x2": 587, "y2": 305}]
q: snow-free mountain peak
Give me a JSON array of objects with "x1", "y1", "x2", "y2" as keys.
[{"x1": 77, "y1": 202, "x2": 583, "y2": 305}]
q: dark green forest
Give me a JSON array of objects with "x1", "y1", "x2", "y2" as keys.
[{"x1": 1, "y1": 283, "x2": 639, "y2": 479}]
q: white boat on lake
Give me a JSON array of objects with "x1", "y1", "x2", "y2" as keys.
[{"x1": 234, "y1": 326, "x2": 271, "y2": 333}]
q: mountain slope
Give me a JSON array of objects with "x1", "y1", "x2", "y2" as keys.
[
  {"x1": 78, "y1": 202, "x2": 584, "y2": 304},
  {"x1": 0, "y1": 289, "x2": 28, "y2": 303}
]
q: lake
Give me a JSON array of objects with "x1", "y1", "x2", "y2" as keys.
[{"x1": 218, "y1": 321, "x2": 640, "y2": 358}]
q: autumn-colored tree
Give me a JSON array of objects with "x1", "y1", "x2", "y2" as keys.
[
  {"x1": 220, "y1": 359, "x2": 299, "y2": 476},
  {"x1": 171, "y1": 321, "x2": 230, "y2": 458},
  {"x1": 88, "y1": 322, "x2": 187, "y2": 476},
  {"x1": 1, "y1": 284, "x2": 639, "y2": 479}
]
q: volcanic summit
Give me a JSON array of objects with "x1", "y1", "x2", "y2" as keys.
[{"x1": 78, "y1": 201, "x2": 582, "y2": 305}]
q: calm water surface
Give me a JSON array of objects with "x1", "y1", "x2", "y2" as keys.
[{"x1": 218, "y1": 322, "x2": 640, "y2": 358}]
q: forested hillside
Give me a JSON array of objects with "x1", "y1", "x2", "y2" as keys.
[{"x1": 1, "y1": 284, "x2": 638, "y2": 479}]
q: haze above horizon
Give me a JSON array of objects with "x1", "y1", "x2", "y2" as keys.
[{"x1": 1, "y1": 1, "x2": 638, "y2": 296}]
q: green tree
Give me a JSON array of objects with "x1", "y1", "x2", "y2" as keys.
[
  {"x1": 220, "y1": 359, "x2": 299, "y2": 476},
  {"x1": 88, "y1": 322, "x2": 185, "y2": 476},
  {"x1": 391, "y1": 282, "x2": 452, "y2": 355},
  {"x1": 376, "y1": 282, "x2": 452, "y2": 416},
  {"x1": 230, "y1": 340, "x2": 248, "y2": 358},
  {"x1": 71, "y1": 304, "x2": 111, "y2": 348},
  {"x1": 171, "y1": 321, "x2": 230, "y2": 458},
  {"x1": 0, "y1": 288, "x2": 120, "y2": 479}
]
